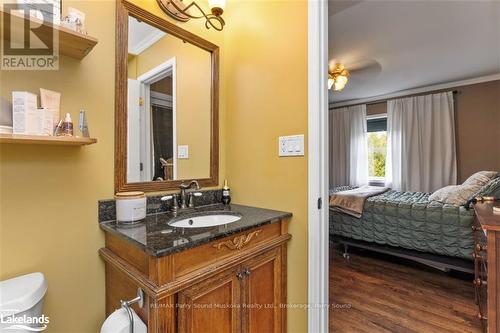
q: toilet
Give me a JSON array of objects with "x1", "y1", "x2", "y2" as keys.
[{"x1": 0, "y1": 272, "x2": 48, "y2": 333}]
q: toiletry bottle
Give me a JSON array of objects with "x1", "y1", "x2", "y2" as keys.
[
  {"x1": 222, "y1": 179, "x2": 231, "y2": 205},
  {"x1": 79, "y1": 109, "x2": 90, "y2": 137},
  {"x1": 61, "y1": 113, "x2": 73, "y2": 136}
]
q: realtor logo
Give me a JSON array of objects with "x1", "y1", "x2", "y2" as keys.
[
  {"x1": 0, "y1": 309, "x2": 49, "y2": 331},
  {"x1": 1, "y1": 2, "x2": 59, "y2": 70}
]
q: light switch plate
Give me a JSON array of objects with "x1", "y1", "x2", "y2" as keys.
[
  {"x1": 178, "y1": 145, "x2": 189, "y2": 159},
  {"x1": 279, "y1": 134, "x2": 304, "y2": 157}
]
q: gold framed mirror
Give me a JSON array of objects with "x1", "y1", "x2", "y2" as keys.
[{"x1": 115, "y1": 0, "x2": 219, "y2": 192}]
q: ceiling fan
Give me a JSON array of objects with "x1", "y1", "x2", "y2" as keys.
[
  {"x1": 328, "y1": 64, "x2": 349, "y2": 91},
  {"x1": 328, "y1": 59, "x2": 382, "y2": 92}
]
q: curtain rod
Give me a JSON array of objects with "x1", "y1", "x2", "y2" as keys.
[{"x1": 331, "y1": 90, "x2": 460, "y2": 110}]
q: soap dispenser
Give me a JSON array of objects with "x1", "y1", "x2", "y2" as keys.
[{"x1": 222, "y1": 179, "x2": 231, "y2": 205}]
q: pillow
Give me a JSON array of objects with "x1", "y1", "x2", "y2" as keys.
[
  {"x1": 429, "y1": 184, "x2": 481, "y2": 205},
  {"x1": 463, "y1": 171, "x2": 498, "y2": 187},
  {"x1": 471, "y1": 176, "x2": 500, "y2": 199}
]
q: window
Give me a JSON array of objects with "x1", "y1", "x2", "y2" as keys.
[{"x1": 367, "y1": 116, "x2": 387, "y2": 184}]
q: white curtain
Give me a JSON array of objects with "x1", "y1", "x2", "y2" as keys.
[
  {"x1": 385, "y1": 91, "x2": 457, "y2": 192},
  {"x1": 329, "y1": 105, "x2": 368, "y2": 187}
]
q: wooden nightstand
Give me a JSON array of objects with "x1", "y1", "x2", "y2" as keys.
[{"x1": 473, "y1": 202, "x2": 500, "y2": 332}]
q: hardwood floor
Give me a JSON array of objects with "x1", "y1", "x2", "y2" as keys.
[{"x1": 329, "y1": 248, "x2": 482, "y2": 333}]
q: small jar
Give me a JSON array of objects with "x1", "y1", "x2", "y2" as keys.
[{"x1": 115, "y1": 191, "x2": 147, "y2": 223}]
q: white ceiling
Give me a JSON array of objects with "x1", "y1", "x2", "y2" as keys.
[
  {"x1": 128, "y1": 17, "x2": 166, "y2": 56},
  {"x1": 328, "y1": 0, "x2": 500, "y2": 103}
]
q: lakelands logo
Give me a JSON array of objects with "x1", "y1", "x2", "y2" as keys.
[
  {"x1": 0, "y1": 309, "x2": 49, "y2": 331},
  {"x1": 1, "y1": 2, "x2": 59, "y2": 70}
]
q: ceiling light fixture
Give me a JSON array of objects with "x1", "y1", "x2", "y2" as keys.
[
  {"x1": 328, "y1": 64, "x2": 350, "y2": 91},
  {"x1": 157, "y1": 0, "x2": 225, "y2": 31}
]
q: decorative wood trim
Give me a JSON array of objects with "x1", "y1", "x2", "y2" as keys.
[
  {"x1": 173, "y1": 222, "x2": 281, "y2": 278},
  {"x1": 163, "y1": 236, "x2": 292, "y2": 300},
  {"x1": 281, "y1": 244, "x2": 288, "y2": 333},
  {"x1": 213, "y1": 230, "x2": 262, "y2": 251},
  {"x1": 99, "y1": 234, "x2": 291, "y2": 298},
  {"x1": 115, "y1": 0, "x2": 220, "y2": 192}
]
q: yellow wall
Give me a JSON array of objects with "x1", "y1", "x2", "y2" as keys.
[
  {"x1": 0, "y1": 1, "x2": 115, "y2": 331},
  {"x1": 130, "y1": 33, "x2": 212, "y2": 180},
  {"x1": 223, "y1": 1, "x2": 309, "y2": 332},
  {"x1": 0, "y1": 0, "x2": 307, "y2": 332},
  {"x1": 128, "y1": 54, "x2": 138, "y2": 78},
  {"x1": 0, "y1": 0, "x2": 226, "y2": 332}
]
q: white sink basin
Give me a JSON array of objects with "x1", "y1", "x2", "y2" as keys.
[{"x1": 169, "y1": 214, "x2": 242, "y2": 228}]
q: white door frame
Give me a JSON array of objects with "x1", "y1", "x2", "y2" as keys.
[
  {"x1": 137, "y1": 57, "x2": 177, "y2": 180},
  {"x1": 308, "y1": 0, "x2": 329, "y2": 332},
  {"x1": 150, "y1": 91, "x2": 176, "y2": 179},
  {"x1": 127, "y1": 78, "x2": 142, "y2": 183}
]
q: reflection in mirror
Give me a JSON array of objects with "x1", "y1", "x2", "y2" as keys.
[{"x1": 127, "y1": 16, "x2": 211, "y2": 183}]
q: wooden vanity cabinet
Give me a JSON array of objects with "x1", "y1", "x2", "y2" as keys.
[
  {"x1": 100, "y1": 220, "x2": 290, "y2": 333},
  {"x1": 177, "y1": 266, "x2": 242, "y2": 333},
  {"x1": 242, "y1": 247, "x2": 283, "y2": 333},
  {"x1": 178, "y1": 247, "x2": 283, "y2": 333}
]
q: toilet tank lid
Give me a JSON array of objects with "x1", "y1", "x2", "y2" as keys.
[{"x1": 0, "y1": 272, "x2": 47, "y2": 316}]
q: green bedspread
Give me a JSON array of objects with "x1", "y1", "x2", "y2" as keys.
[{"x1": 329, "y1": 187, "x2": 475, "y2": 259}]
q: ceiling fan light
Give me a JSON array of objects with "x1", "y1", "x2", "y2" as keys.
[
  {"x1": 335, "y1": 75, "x2": 348, "y2": 90},
  {"x1": 328, "y1": 77, "x2": 334, "y2": 90},
  {"x1": 328, "y1": 64, "x2": 350, "y2": 92},
  {"x1": 334, "y1": 79, "x2": 347, "y2": 91}
]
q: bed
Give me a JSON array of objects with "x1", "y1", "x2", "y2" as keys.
[
  {"x1": 330, "y1": 186, "x2": 475, "y2": 259},
  {"x1": 329, "y1": 176, "x2": 500, "y2": 271}
]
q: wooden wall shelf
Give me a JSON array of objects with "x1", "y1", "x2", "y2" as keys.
[
  {"x1": 0, "y1": 134, "x2": 97, "y2": 146},
  {"x1": 1, "y1": 9, "x2": 98, "y2": 60}
]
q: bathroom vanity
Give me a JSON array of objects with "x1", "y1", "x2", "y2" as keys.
[
  {"x1": 103, "y1": 2, "x2": 292, "y2": 331},
  {"x1": 99, "y1": 203, "x2": 291, "y2": 332}
]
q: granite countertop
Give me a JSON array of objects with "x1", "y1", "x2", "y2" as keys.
[{"x1": 100, "y1": 204, "x2": 292, "y2": 257}]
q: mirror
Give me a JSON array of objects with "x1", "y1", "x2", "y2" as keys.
[{"x1": 115, "y1": 1, "x2": 219, "y2": 192}]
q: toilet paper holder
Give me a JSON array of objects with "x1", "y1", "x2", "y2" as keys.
[{"x1": 120, "y1": 288, "x2": 145, "y2": 333}]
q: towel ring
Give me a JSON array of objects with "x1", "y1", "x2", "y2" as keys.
[{"x1": 120, "y1": 288, "x2": 144, "y2": 333}]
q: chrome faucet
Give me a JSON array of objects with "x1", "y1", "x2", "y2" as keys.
[
  {"x1": 179, "y1": 180, "x2": 201, "y2": 209},
  {"x1": 160, "y1": 194, "x2": 179, "y2": 216},
  {"x1": 160, "y1": 180, "x2": 203, "y2": 216}
]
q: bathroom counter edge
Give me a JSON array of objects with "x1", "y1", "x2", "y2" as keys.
[{"x1": 99, "y1": 204, "x2": 292, "y2": 257}]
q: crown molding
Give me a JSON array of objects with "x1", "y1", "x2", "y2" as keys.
[{"x1": 330, "y1": 73, "x2": 500, "y2": 109}]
